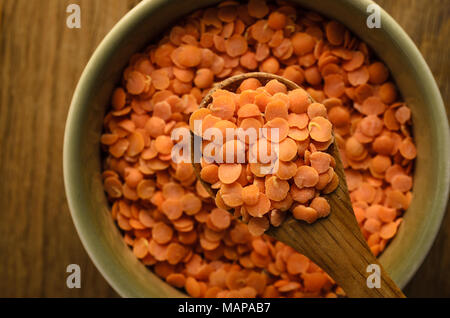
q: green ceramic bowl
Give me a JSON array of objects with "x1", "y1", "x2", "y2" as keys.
[{"x1": 64, "y1": 0, "x2": 449, "y2": 297}]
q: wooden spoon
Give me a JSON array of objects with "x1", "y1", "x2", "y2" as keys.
[{"x1": 190, "y1": 72, "x2": 405, "y2": 298}]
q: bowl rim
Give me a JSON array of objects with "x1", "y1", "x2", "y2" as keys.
[{"x1": 63, "y1": 0, "x2": 450, "y2": 297}]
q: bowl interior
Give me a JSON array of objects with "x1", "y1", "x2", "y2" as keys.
[{"x1": 64, "y1": 0, "x2": 449, "y2": 297}]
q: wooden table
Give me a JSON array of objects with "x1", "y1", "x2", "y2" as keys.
[{"x1": 0, "y1": 0, "x2": 448, "y2": 297}]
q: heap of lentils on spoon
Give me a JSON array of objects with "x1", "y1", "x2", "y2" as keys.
[{"x1": 190, "y1": 77, "x2": 337, "y2": 235}]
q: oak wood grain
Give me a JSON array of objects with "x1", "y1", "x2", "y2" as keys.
[
  {"x1": 0, "y1": 0, "x2": 447, "y2": 297},
  {"x1": 0, "y1": 0, "x2": 141, "y2": 297}
]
